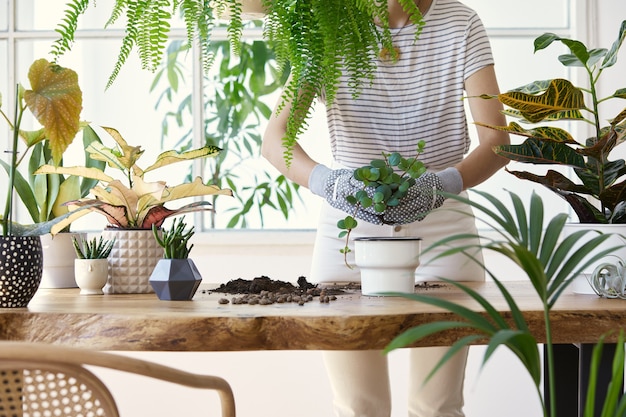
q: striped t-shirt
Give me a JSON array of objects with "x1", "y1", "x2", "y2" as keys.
[{"x1": 325, "y1": 0, "x2": 494, "y2": 170}]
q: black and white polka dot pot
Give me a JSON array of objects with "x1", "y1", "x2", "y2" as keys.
[{"x1": 0, "y1": 236, "x2": 43, "y2": 308}]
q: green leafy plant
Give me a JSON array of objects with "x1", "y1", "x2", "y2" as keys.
[
  {"x1": 477, "y1": 20, "x2": 626, "y2": 223},
  {"x1": 36, "y1": 127, "x2": 233, "y2": 229},
  {"x1": 0, "y1": 58, "x2": 104, "y2": 236},
  {"x1": 151, "y1": 38, "x2": 301, "y2": 228},
  {"x1": 385, "y1": 189, "x2": 626, "y2": 417},
  {"x1": 153, "y1": 217, "x2": 194, "y2": 259},
  {"x1": 50, "y1": 0, "x2": 425, "y2": 164},
  {"x1": 72, "y1": 235, "x2": 116, "y2": 259},
  {"x1": 338, "y1": 141, "x2": 427, "y2": 267}
]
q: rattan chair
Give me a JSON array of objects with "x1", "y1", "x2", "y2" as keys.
[{"x1": 0, "y1": 342, "x2": 235, "y2": 417}]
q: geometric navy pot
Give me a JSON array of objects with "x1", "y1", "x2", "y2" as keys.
[
  {"x1": 149, "y1": 259, "x2": 202, "y2": 301},
  {"x1": 0, "y1": 236, "x2": 43, "y2": 307}
]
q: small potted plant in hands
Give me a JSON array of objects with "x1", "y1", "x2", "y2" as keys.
[
  {"x1": 338, "y1": 141, "x2": 427, "y2": 296},
  {"x1": 149, "y1": 217, "x2": 202, "y2": 301},
  {"x1": 72, "y1": 236, "x2": 115, "y2": 295}
]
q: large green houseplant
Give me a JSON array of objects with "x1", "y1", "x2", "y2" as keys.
[
  {"x1": 477, "y1": 20, "x2": 626, "y2": 224},
  {"x1": 385, "y1": 190, "x2": 626, "y2": 417},
  {"x1": 50, "y1": 0, "x2": 426, "y2": 163}
]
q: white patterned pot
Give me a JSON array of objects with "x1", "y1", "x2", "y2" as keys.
[
  {"x1": 354, "y1": 237, "x2": 421, "y2": 296},
  {"x1": 101, "y1": 228, "x2": 163, "y2": 294},
  {"x1": 0, "y1": 236, "x2": 43, "y2": 307}
]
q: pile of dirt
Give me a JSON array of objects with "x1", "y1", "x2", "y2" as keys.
[{"x1": 209, "y1": 276, "x2": 343, "y2": 306}]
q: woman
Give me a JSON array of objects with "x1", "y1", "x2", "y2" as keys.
[{"x1": 262, "y1": 0, "x2": 509, "y2": 416}]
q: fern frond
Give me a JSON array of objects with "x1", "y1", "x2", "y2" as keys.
[{"x1": 49, "y1": 0, "x2": 92, "y2": 60}]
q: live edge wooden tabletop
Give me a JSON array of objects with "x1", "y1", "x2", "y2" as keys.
[{"x1": 0, "y1": 281, "x2": 624, "y2": 351}]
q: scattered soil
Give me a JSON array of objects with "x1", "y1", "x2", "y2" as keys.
[
  {"x1": 205, "y1": 275, "x2": 443, "y2": 306},
  {"x1": 207, "y1": 275, "x2": 342, "y2": 306}
]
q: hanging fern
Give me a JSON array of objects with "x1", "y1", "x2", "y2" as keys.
[
  {"x1": 50, "y1": 0, "x2": 425, "y2": 164},
  {"x1": 49, "y1": 0, "x2": 90, "y2": 58}
]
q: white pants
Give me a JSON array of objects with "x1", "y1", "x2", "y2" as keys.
[{"x1": 311, "y1": 192, "x2": 484, "y2": 417}]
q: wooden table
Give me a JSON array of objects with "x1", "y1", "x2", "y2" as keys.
[
  {"x1": 0, "y1": 280, "x2": 624, "y2": 351},
  {"x1": 1, "y1": 280, "x2": 624, "y2": 417}
]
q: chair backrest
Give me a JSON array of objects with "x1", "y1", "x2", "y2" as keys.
[{"x1": 0, "y1": 342, "x2": 236, "y2": 417}]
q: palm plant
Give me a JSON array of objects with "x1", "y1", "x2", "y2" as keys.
[
  {"x1": 50, "y1": 0, "x2": 426, "y2": 164},
  {"x1": 385, "y1": 190, "x2": 626, "y2": 417}
]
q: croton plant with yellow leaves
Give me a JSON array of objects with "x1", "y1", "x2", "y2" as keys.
[{"x1": 36, "y1": 126, "x2": 233, "y2": 229}]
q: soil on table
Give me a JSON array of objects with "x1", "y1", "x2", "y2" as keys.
[{"x1": 206, "y1": 275, "x2": 442, "y2": 306}]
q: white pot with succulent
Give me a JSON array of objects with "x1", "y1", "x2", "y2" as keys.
[
  {"x1": 37, "y1": 127, "x2": 233, "y2": 294},
  {"x1": 72, "y1": 236, "x2": 115, "y2": 295}
]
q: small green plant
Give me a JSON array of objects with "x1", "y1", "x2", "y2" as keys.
[
  {"x1": 338, "y1": 141, "x2": 427, "y2": 267},
  {"x1": 72, "y1": 236, "x2": 115, "y2": 259},
  {"x1": 153, "y1": 217, "x2": 194, "y2": 259}
]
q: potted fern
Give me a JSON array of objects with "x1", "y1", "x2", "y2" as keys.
[
  {"x1": 49, "y1": 0, "x2": 426, "y2": 162},
  {"x1": 149, "y1": 217, "x2": 202, "y2": 301},
  {"x1": 72, "y1": 236, "x2": 115, "y2": 295}
]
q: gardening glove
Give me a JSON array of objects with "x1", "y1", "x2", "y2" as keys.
[
  {"x1": 382, "y1": 167, "x2": 463, "y2": 225},
  {"x1": 309, "y1": 164, "x2": 384, "y2": 225}
]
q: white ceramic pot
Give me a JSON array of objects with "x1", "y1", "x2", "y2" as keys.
[
  {"x1": 354, "y1": 237, "x2": 421, "y2": 296},
  {"x1": 75, "y1": 259, "x2": 109, "y2": 295},
  {"x1": 563, "y1": 223, "x2": 626, "y2": 294},
  {"x1": 40, "y1": 232, "x2": 86, "y2": 288}
]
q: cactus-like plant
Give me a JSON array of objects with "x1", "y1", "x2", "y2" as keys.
[
  {"x1": 153, "y1": 217, "x2": 194, "y2": 259},
  {"x1": 72, "y1": 236, "x2": 115, "y2": 259}
]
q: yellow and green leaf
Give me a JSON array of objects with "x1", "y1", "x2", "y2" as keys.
[{"x1": 23, "y1": 58, "x2": 82, "y2": 164}]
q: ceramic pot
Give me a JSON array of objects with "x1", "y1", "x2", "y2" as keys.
[
  {"x1": 101, "y1": 228, "x2": 163, "y2": 294},
  {"x1": 40, "y1": 232, "x2": 86, "y2": 288},
  {"x1": 563, "y1": 223, "x2": 626, "y2": 295},
  {"x1": 74, "y1": 259, "x2": 109, "y2": 295},
  {"x1": 149, "y1": 259, "x2": 203, "y2": 301},
  {"x1": 0, "y1": 236, "x2": 43, "y2": 307},
  {"x1": 354, "y1": 237, "x2": 421, "y2": 296}
]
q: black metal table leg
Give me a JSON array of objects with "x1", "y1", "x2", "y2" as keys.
[{"x1": 544, "y1": 343, "x2": 622, "y2": 417}]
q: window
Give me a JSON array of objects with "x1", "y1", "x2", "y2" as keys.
[{"x1": 1, "y1": 0, "x2": 584, "y2": 234}]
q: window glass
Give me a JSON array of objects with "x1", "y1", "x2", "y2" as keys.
[
  {"x1": 0, "y1": 0, "x2": 7, "y2": 31},
  {"x1": 16, "y1": 0, "x2": 185, "y2": 31}
]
